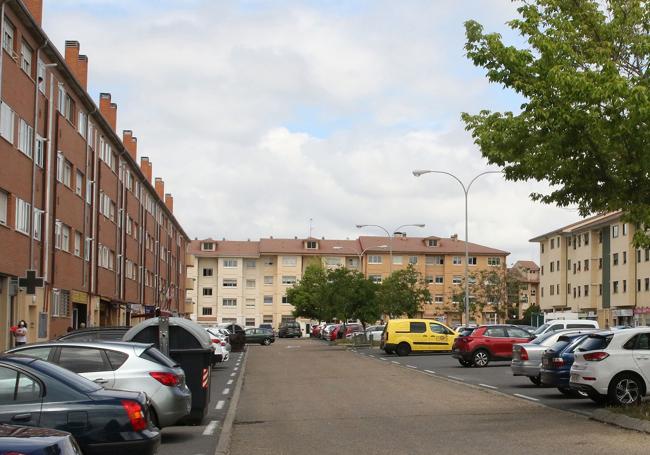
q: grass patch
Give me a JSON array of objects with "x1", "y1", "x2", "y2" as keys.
[{"x1": 608, "y1": 402, "x2": 650, "y2": 421}]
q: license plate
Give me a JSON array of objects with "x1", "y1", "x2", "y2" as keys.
[{"x1": 570, "y1": 373, "x2": 580, "y2": 382}]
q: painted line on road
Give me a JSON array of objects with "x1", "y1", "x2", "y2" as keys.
[
  {"x1": 202, "y1": 420, "x2": 219, "y2": 436},
  {"x1": 391, "y1": 361, "x2": 400, "y2": 365},
  {"x1": 223, "y1": 388, "x2": 230, "y2": 395},
  {"x1": 227, "y1": 379, "x2": 234, "y2": 385},
  {"x1": 368, "y1": 354, "x2": 375, "y2": 358},
  {"x1": 233, "y1": 367, "x2": 239, "y2": 371},
  {"x1": 379, "y1": 357, "x2": 387, "y2": 361},
  {"x1": 406, "y1": 365, "x2": 418, "y2": 369},
  {"x1": 479, "y1": 383, "x2": 498, "y2": 390},
  {"x1": 215, "y1": 400, "x2": 225, "y2": 410},
  {"x1": 424, "y1": 369, "x2": 436, "y2": 374},
  {"x1": 514, "y1": 393, "x2": 539, "y2": 402},
  {"x1": 230, "y1": 372, "x2": 236, "y2": 377},
  {"x1": 447, "y1": 375, "x2": 465, "y2": 381}
]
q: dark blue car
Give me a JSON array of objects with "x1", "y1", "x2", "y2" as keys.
[
  {"x1": 540, "y1": 333, "x2": 590, "y2": 397},
  {"x1": 0, "y1": 423, "x2": 82, "y2": 454},
  {"x1": 0, "y1": 355, "x2": 160, "y2": 455}
]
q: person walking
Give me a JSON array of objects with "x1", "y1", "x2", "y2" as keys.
[{"x1": 12, "y1": 320, "x2": 28, "y2": 346}]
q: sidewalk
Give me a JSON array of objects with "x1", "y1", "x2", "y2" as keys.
[{"x1": 230, "y1": 340, "x2": 648, "y2": 454}]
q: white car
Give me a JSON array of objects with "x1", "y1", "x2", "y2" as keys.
[
  {"x1": 570, "y1": 328, "x2": 650, "y2": 405},
  {"x1": 205, "y1": 327, "x2": 230, "y2": 364}
]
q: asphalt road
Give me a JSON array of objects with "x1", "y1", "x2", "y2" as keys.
[
  {"x1": 158, "y1": 349, "x2": 245, "y2": 455},
  {"x1": 352, "y1": 345, "x2": 601, "y2": 416},
  {"x1": 229, "y1": 339, "x2": 649, "y2": 455}
]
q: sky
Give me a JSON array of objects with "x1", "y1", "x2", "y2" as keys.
[{"x1": 42, "y1": 0, "x2": 582, "y2": 265}]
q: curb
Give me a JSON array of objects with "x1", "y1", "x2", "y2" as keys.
[
  {"x1": 214, "y1": 349, "x2": 248, "y2": 455},
  {"x1": 591, "y1": 408, "x2": 650, "y2": 433}
]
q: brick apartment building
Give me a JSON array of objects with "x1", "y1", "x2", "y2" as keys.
[
  {"x1": 186, "y1": 235, "x2": 509, "y2": 330},
  {"x1": 0, "y1": 0, "x2": 190, "y2": 349}
]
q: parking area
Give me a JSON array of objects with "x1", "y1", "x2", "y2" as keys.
[
  {"x1": 350, "y1": 346, "x2": 603, "y2": 416},
  {"x1": 159, "y1": 350, "x2": 245, "y2": 455}
]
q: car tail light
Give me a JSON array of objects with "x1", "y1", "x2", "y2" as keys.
[
  {"x1": 211, "y1": 338, "x2": 220, "y2": 343},
  {"x1": 584, "y1": 352, "x2": 609, "y2": 361},
  {"x1": 149, "y1": 371, "x2": 180, "y2": 387},
  {"x1": 519, "y1": 347, "x2": 528, "y2": 361},
  {"x1": 221, "y1": 341, "x2": 226, "y2": 346},
  {"x1": 121, "y1": 400, "x2": 147, "y2": 432},
  {"x1": 552, "y1": 357, "x2": 565, "y2": 368}
]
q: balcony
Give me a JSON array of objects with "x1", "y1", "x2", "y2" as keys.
[{"x1": 185, "y1": 277, "x2": 194, "y2": 290}]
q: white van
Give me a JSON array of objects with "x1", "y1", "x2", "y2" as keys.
[{"x1": 532, "y1": 319, "x2": 598, "y2": 337}]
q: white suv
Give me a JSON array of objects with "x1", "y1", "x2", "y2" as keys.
[{"x1": 570, "y1": 328, "x2": 650, "y2": 405}]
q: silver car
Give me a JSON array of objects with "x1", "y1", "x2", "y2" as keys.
[
  {"x1": 7, "y1": 341, "x2": 192, "y2": 428},
  {"x1": 511, "y1": 329, "x2": 599, "y2": 385}
]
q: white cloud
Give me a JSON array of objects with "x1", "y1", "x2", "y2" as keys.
[{"x1": 41, "y1": 0, "x2": 581, "y2": 265}]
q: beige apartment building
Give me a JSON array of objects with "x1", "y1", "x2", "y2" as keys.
[
  {"x1": 509, "y1": 261, "x2": 540, "y2": 318},
  {"x1": 186, "y1": 234, "x2": 509, "y2": 329},
  {"x1": 531, "y1": 211, "x2": 650, "y2": 327}
]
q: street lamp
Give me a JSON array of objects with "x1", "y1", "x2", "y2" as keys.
[
  {"x1": 355, "y1": 224, "x2": 425, "y2": 273},
  {"x1": 412, "y1": 169, "x2": 502, "y2": 326}
]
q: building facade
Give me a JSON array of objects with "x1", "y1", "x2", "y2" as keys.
[
  {"x1": 509, "y1": 260, "x2": 540, "y2": 318},
  {"x1": 187, "y1": 235, "x2": 509, "y2": 328},
  {"x1": 531, "y1": 211, "x2": 650, "y2": 327},
  {"x1": 0, "y1": 0, "x2": 189, "y2": 349}
]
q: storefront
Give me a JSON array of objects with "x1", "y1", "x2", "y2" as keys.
[
  {"x1": 634, "y1": 307, "x2": 650, "y2": 327},
  {"x1": 612, "y1": 308, "x2": 634, "y2": 327},
  {"x1": 70, "y1": 290, "x2": 88, "y2": 329}
]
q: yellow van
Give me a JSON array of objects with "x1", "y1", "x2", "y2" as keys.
[{"x1": 380, "y1": 319, "x2": 457, "y2": 356}]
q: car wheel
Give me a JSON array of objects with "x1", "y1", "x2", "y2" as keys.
[
  {"x1": 458, "y1": 359, "x2": 472, "y2": 367},
  {"x1": 395, "y1": 342, "x2": 411, "y2": 357},
  {"x1": 472, "y1": 349, "x2": 489, "y2": 367},
  {"x1": 262, "y1": 338, "x2": 272, "y2": 346},
  {"x1": 529, "y1": 375, "x2": 541, "y2": 386},
  {"x1": 608, "y1": 373, "x2": 644, "y2": 406}
]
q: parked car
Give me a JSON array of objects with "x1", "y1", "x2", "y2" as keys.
[
  {"x1": 364, "y1": 325, "x2": 385, "y2": 343},
  {"x1": 205, "y1": 328, "x2": 231, "y2": 364},
  {"x1": 532, "y1": 319, "x2": 599, "y2": 337},
  {"x1": 540, "y1": 333, "x2": 593, "y2": 396},
  {"x1": 321, "y1": 324, "x2": 338, "y2": 340},
  {"x1": 278, "y1": 321, "x2": 302, "y2": 338},
  {"x1": 0, "y1": 355, "x2": 160, "y2": 455},
  {"x1": 244, "y1": 327, "x2": 276, "y2": 345},
  {"x1": 511, "y1": 328, "x2": 599, "y2": 385},
  {"x1": 56, "y1": 326, "x2": 130, "y2": 341},
  {"x1": 217, "y1": 323, "x2": 246, "y2": 351},
  {"x1": 310, "y1": 325, "x2": 322, "y2": 338},
  {"x1": 7, "y1": 341, "x2": 191, "y2": 428},
  {"x1": 333, "y1": 323, "x2": 364, "y2": 340},
  {"x1": 452, "y1": 324, "x2": 532, "y2": 367},
  {"x1": 570, "y1": 328, "x2": 650, "y2": 405},
  {"x1": 381, "y1": 319, "x2": 457, "y2": 356},
  {"x1": 258, "y1": 324, "x2": 277, "y2": 336},
  {"x1": 0, "y1": 424, "x2": 82, "y2": 455},
  {"x1": 516, "y1": 325, "x2": 537, "y2": 335}
]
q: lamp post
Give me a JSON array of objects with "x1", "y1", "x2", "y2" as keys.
[
  {"x1": 355, "y1": 224, "x2": 425, "y2": 274},
  {"x1": 412, "y1": 169, "x2": 502, "y2": 325}
]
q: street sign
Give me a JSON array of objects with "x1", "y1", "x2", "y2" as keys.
[{"x1": 18, "y1": 270, "x2": 44, "y2": 295}]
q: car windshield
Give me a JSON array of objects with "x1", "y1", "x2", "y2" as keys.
[
  {"x1": 458, "y1": 328, "x2": 475, "y2": 337},
  {"x1": 547, "y1": 338, "x2": 572, "y2": 353},
  {"x1": 533, "y1": 323, "x2": 550, "y2": 335}
]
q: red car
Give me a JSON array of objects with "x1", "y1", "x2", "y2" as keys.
[
  {"x1": 329, "y1": 323, "x2": 363, "y2": 341},
  {"x1": 451, "y1": 324, "x2": 532, "y2": 367},
  {"x1": 310, "y1": 325, "x2": 322, "y2": 338}
]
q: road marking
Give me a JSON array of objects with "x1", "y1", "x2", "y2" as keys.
[
  {"x1": 215, "y1": 400, "x2": 225, "y2": 410},
  {"x1": 379, "y1": 357, "x2": 387, "y2": 361},
  {"x1": 514, "y1": 393, "x2": 539, "y2": 402},
  {"x1": 447, "y1": 375, "x2": 465, "y2": 381},
  {"x1": 368, "y1": 354, "x2": 375, "y2": 358},
  {"x1": 223, "y1": 388, "x2": 230, "y2": 395},
  {"x1": 227, "y1": 379, "x2": 233, "y2": 385},
  {"x1": 424, "y1": 369, "x2": 436, "y2": 374},
  {"x1": 230, "y1": 373, "x2": 236, "y2": 377},
  {"x1": 406, "y1": 365, "x2": 417, "y2": 369},
  {"x1": 391, "y1": 361, "x2": 400, "y2": 365},
  {"x1": 202, "y1": 420, "x2": 219, "y2": 436},
  {"x1": 479, "y1": 383, "x2": 498, "y2": 390},
  {"x1": 234, "y1": 367, "x2": 239, "y2": 371}
]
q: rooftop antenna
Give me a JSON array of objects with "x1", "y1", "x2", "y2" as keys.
[{"x1": 309, "y1": 218, "x2": 314, "y2": 238}]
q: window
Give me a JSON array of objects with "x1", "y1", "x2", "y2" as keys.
[
  {"x1": 324, "y1": 257, "x2": 342, "y2": 266},
  {"x1": 33, "y1": 135, "x2": 44, "y2": 167},
  {"x1": 556, "y1": 260, "x2": 560, "y2": 271},
  {"x1": 75, "y1": 170, "x2": 83, "y2": 196},
  {"x1": 623, "y1": 223, "x2": 628, "y2": 236},
  {"x1": 427, "y1": 239, "x2": 438, "y2": 247},
  {"x1": 434, "y1": 295, "x2": 444, "y2": 304},
  {"x1": 488, "y1": 257, "x2": 501, "y2": 266},
  {"x1": 32, "y1": 208, "x2": 42, "y2": 240},
  {"x1": 264, "y1": 295, "x2": 273, "y2": 305},
  {"x1": 84, "y1": 238, "x2": 91, "y2": 261},
  {"x1": 306, "y1": 240, "x2": 317, "y2": 249},
  {"x1": 282, "y1": 256, "x2": 297, "y2": 266},
  {"x1": 584, "y1": 285, "x2": 589, "y2": 297},
  {"x1": 623, "y1": 251, "x2": 627, "y2": 264},
  {"x1": 15, "y1": 198, "x2": 30, "y2": 235},
  {"x1": 409, "y1": 256, "x2": 418, "y2": 265},
  {"x1": 17, "y1": 119, "x2": 33, "y2": 158},
  {"x1": 223, "y1": 259, "x2": 237, "y2": 268},
  {"x1": 246, "y1": 279, "x2": 256, "y2": 288},
  {"x1": 2, "y1": 19, "x2": 15, "y2": 55},
  {"x1": 613, "y1": 253, "x2": 619, "y2": 266},
  {"x1": 425, "y1": 275, "x2": 433, "y2": 284},
  {"x1": 52, "y1": 289, "x2": 70, "y2": 317},
  {"x1": 541, "y1": 243, "x2": 545, "y2": 253},
  {"x1": 201, "y1": 307, "x2": 213, "y2": 316},
  {"x1": 550, "y1": 262, "x2": 555, "y2": 273},
  {"x1": 452, "y1": 256, "x2": 462, "y2": 265},
  {"x1": 246, "y1": 298, "x2": 255, "y2": 308},
  {"x1": 426, "y1": 255, "x2": 444, "y2": 265},
  {"x1": 202, "y1": 288, "x2": 213, "y2": 296},
  {"x1": 222, "y1": 298, "x2": 237, "y2": 307},
  {"x1": 282, "y1": 296, "x2": 289, "y2": 304},
  {"x1": 56, "y1": 153, "x2": 72, "y2": 187},
  {"x1": 485, "y1": 327, "x2": 508, "y2": 337},
  {"x1": 85, "y1": 179, "x2": 92, "y2": 204},
  {"x1": 584, "y1": 233, "x2": 589, "y2": 245},
  {"x1": 202, "y1": 242, "x2": 214, "y2": 251},
  {"x1": 599, "y1": 258, "x2": 603, "y2": 269},
  {"x1": 612, "y1": 224, "x2": 619, "y2": 238},
  {"x1": 263, "y1": 257, "x2": 274, "y2": 266},
  {"x1": 409, "y1": 322, "x2": 426, "y2": 333},
  {"x1": 368, "y1": 255, "x2": 382, "y2": 264},
  {"x1": 613, "y1": 281, "x2": 619, "y2": 293},
  {"x1": 202, "y1": 268, "x2": 213, "y2": 277},
  {"x1": 646, "y1": 278, "x2": 650, "y2": 292},
  {"x1": 264, "y1": 276, "x2": 273, "y2": 285},
  {"x1": 74, "y1": 231, "x2": 81, "y2": 256},
  {"x1": 20, "y1": 41, "x2": 32, "y2": 74},
  {"x1": 0, "y1": 367, "x2": 41, "y2": 403},
  {"x1": 0, "y1": 190, "x2": 8, "y2": 225},
  {"x1": 468, "y1": 256, "x2": 477, "y2": 265},
  {"x1": 392, "y1": 256, "x2": 403, "y2": 265},
  {"x1": 222, "y1": 279, "x2": 237, "y2": 287},
  {"x1": 78, "y1": 111, "x2": 87, "y2": 138},
  {"x1": 0, "y1": 102, "x2": 15, "y2": 143},
  {"x1": 36, "y1": 58, "x2": 46, "y2": 93},
  {"x1": 58, "y1": 347, "x2": 106, "y2": 373},
  {"x1": 435, "y1": 275, "x2": 444, "y2": 284},
  {"x1": 584, "y1": 259, "x2": 589, "y2": 271},
  {"x1": 245, "y1": 259, "x2": 256, "y2": 268},
  {"x1": 245, "y1": 318, "x2": 256, "y2": 327},
  {"x1": 369, "y1": 275, "x2": 382, "y2": 284},
  {"x1": 282, "y1": 276, "x2": 296, "y2": 285},
  {"x1": 599, "y1": 284, "x2": 602, "y2": 295},
  {"x1": 550, "y1": 238, "x2": 555, "y2": 249},
  {"x1": 623, "y1": 280, "x2": 627, "y2": 293},
  {"x1": 452, "y1": 276, "x2": 462, "y2": 285}
]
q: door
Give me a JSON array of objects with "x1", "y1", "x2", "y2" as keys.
[
  {"x1": 483, "y1": 326, "x2": 511, "y2": 358},
  {"x1": 429, "y1": 323, "x2": 454, "y2": 351},
  {"x1": 629, "y1": 333, "x2": 650, "y2": 384},
  {"x1": 55, "y1": 346, "x2": 116, "y2": 388},
  {"x1": 409, "y1": 321, "x2": 428, "y2": 351},
  {"x1": 0, "y1": 365, "x2": 43, "y2": 427}
]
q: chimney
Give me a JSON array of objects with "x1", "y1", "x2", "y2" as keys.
[
  {"x1": 64, "y1": 41, "x2": 88, "y2": 90},
  {"x1": 23, "y1": 0, "x2": 43, "y2": 26},
  {"x1": 123, "y1": 130, "x2": 137, "y2": 161},
  {"x1": 155, "y1": 178, "x2": 165, "y2": 199},
  {"x1": 140, "y1": 157, "x2": 152, "y2": 183},
  {"x1": 77, "y1": 55, "x2": 88, "y2": 90},
  {"x1": 165, "y1": 194, "x2": 174, "y2": 213},
  {"x1": 99, "y1": 93, "x2": 117, "y2": 131},
  {"x1": 451, "y1": 234, "x2": 458, "y2": 241}
]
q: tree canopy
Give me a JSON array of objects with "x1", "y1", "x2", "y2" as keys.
[
  {"x1": 375, "y1": 265, "x2": 431, "y2": 318},
  {"x1": 462, "y1": 0, "x2": 650, "y2": 245}
]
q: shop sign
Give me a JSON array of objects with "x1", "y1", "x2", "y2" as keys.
[
  {"x1": 634, "y1": 307, "x2": 650, "y2": 315},
  {"x1": 613, "y1": 309, "x2": 634, "y2": 317},
  {"x1": 70, "y1": 290, "x2": 89, "y2": 304}
]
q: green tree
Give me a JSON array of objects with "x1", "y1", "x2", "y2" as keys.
[
  {"x1": 462, "y1": 0, "x2": 650, "y2": 245},
  {"x1": 452, "y1": 269, "x2": 512, "y2": 322},
  {"x1": 376, "y1": 265, "x2": 432, "y2": 318},
  {"x1": 288, "y1": 264, "x2": 331, "y2": 322},
  {"x1": 326, "y1": 268, "x2": 379, "y2": 327},
  {"x1": 524, "y1": 303, "x2": 542, "y2": 326}
]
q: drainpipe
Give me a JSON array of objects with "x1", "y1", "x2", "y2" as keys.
[
  {"x1": 82, "y1": 106, "x2": 96, "y2": 288},
  {"x1": 42, "y1": 64, "x2": 57, "y2": 283},
  {"x1": 90, "y1": 124, "x2": 99, "y2": 295}
]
